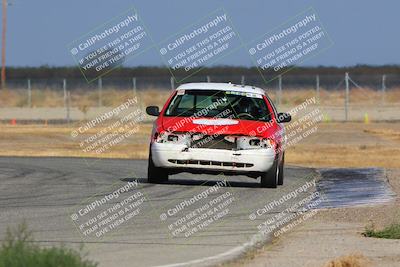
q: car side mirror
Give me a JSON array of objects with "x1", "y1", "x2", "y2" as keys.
[
  {"x1": 146, "y1": 106, "x2": 160, "y2": 116},
  {"x1": 276, "y1": 112, "x2": 291, "y2": 123}
]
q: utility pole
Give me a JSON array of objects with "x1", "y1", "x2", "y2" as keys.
[
  {"x1": 1, "y1": 0, "x2": 7, "y2": 89},
  {"x1": 277, "y1": 75, "x2": 282, "y2": 106},
  {"x1": 98, "y1": 77, "x2": 102, "y2": 107},
  {"x1": 27, "y1": 79, "x2": 31, "y2": 107},
  {"x1": 381, "y1": 74, "x2": 386, "y2": 105},
  {"x1": 66, "y1": 91, "x2": 71, "y2": 124},
  {"x1": 345, "y1": 72, "x2": 349, "y2": 121},
  {"x1": 316, "y1": 75, "x2": 320, "y2": 104},
  {"x1": 132, "y1": 77, "x2": 137, "y2": 96},
  {"x1": 170, "y1": 76, "x2": 174, "y2": 90},
  {"x1": 63, "y1": 78, "x2": 67, "y2": 108}
]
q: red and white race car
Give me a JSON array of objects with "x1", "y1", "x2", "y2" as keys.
[{"x1": 145, "y1": 82, "x2": 291, "y2": 188}]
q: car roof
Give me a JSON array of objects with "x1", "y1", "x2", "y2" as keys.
[{"x1": 176, "y1": 82, "x2": 265, "y2": 95}]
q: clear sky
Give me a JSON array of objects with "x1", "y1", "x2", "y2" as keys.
[{"x1": 3, "y1": 0, "x2": 399, "y2": 67}]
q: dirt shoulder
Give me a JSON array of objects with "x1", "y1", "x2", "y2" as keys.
[
  {"x1": 286, "y1": 121, "x2": 400, "y2": 168},
  {"x1": 225, "y1": 169, "x2": 400, "y2": 267},
  {"x1": 221, "y1": 122, "x2": 400, "y2": 267}
]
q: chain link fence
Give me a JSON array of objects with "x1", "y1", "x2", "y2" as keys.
[{"x1": 1, "y1": 73, "x2": 399, "y2": 122}]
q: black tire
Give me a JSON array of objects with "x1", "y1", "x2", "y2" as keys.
[
  {"x1": 278, "y1": 153, "x2": 284, "y2": 186},
  {"x1": 147, "y1": 148, "x2": 168, "y2": 183},
  {"x1": 260, "y1": 158, "x2": 279, "y2": 188}
]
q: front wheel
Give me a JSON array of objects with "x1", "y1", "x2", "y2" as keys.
[
  {"x1": 260, "y1": 159, "x2": 279, "y2": 188},
  {"x1": 147, "y1": 148, "x2": 168, "y2": 183}
]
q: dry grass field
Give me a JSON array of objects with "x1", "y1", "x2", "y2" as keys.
[
  {"x1": 287, "y1": 122, "x2": 400, "y2": 168},
  {"x1": 1, "y1": 87, "x2": 400, "y2": 108},
  {"x1": 0, "y1": 121, "x2": 399, "y2": 169},
  {"x1": 0, "y1": 88, "x2": 172, "y2": 109},
  {"x1": 1, "y1": 86, "x2": 399, "y2": 167}
]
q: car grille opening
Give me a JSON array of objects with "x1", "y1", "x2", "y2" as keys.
[
  {"x1": 190, "y1": 135, "x2": 236, "y2": 150},
  {"x1": 168, "y1": 159, "x2": 253, "y2": 168}
]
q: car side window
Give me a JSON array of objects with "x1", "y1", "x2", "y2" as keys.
[
  {"x1": 165, "y1": 95, "x2": 189, "y2": 115},
  {"x1": 265, "y1": 95, "x2": 278, "y2": 120},
  {"x1": 178, "y1": 94, "x2": 194, "y2": 109}
]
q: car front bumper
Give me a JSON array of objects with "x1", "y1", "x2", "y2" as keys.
[{"x1": 151, "y1": 143, "x2": 276, "y2": 173}]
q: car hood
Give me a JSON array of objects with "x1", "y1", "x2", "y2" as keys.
[{"x1": 161, "y1": 116, "x2": 278, "y2": 138}]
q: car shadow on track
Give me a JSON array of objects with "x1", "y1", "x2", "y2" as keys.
[{"x1": 120, "y1": 177, "x2": 261, "y2": 188}]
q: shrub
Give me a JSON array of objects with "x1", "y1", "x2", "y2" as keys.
[
  {"x1": 0, "y1": 222, "x2": 97, "y2": 267},
  {"x1": 364, "y1": 223, "x2": 400, "y2": 239}
]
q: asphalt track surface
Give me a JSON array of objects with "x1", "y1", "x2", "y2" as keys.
[{"x1": 0, "y1": 157, "x2": 325, "y2": 266}]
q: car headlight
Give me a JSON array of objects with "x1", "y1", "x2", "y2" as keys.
[
  {"x1": 237, "y1": 136, "x2": 275, "y2": 149},
  {"x1": 155, "y1": 132, "x2": 188, "y2": 144},
  {"x1": 167, "y1": 134, "x2": 179, "y2": 142},
  {"x1": 261, "y1": 138, "x2": 275, "y2": 149},
  {"x1": 249, "y1": 139, "x2": 260, "y2": 146}
]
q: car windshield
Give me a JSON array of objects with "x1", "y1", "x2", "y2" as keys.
[{"x1": 164, "y1": 89, "x2": 272, "y2": 122}]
